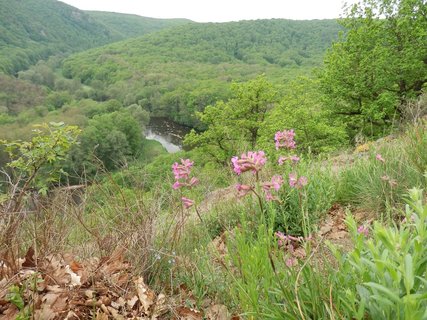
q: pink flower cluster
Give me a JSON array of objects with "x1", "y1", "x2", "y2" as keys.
[
  {"x1": 262, "y1": 175, "x2": 284, "y2": 201},
  {"x1": 357, "y1": 225, "x2": 369, "y2": 237},
  {"x1": 172, "y1": 159, "x2": 199, "y2": 190},
  {"x1": 172, "y1": 159, "x2": 198, "y2": 209},
  {"x1": 232, "y1": 151, "x2": 267, "y2": 175},
  {"x1": 288, "y1": 173, "x2": 308, "y2": 189},
  {"x1": 236, "y1": 184, "x2": 253, "y2": 198},
  {"x1": 275, "y1": 129, "x2": 296, "y2": 150},
  {"x1": 181, "y1": 197, "x2": 194, "y2": 209}
]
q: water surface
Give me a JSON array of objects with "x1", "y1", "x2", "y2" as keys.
[{"x1": 145, "y1": 117, "x2": 191, "y2": 153}]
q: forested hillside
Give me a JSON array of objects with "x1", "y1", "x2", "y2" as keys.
[
  {"x1": 62, "y1": 19, "x2": 342, "y2": 125},
  {"x1": 86, "y1": 11, "x2": 191, "y2": 39},
  {"x1": 0, "y1": 0, "x2": 189, "y2": 74},
  {"x1": 1, "y1": 0, "x2": 427, "y2": 318}
]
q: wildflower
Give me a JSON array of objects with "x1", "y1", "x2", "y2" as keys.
[
  {"x1": 172, "y1": 158, "x2": 194, "y2": 180},
  {"x1": 289, "y1": 173, "x2": 298, "y2": 188},
  {"x1": 297, "y1": 176, "x2": 308, "y2": 188},
  {"x1": 260, "y1": 175, "x2": 283, "y2": 201},
  {"x1": 357, "y1": 225, "x2": 369, "y2": 236},
  {"x1": 271, "y1": 175, "x2": 284, "y2": 191},
  {"x1": 264, "y1": 191, "x2": 276, "y2": 201},
  {"x1": 172, "y1": 181, "x2": 183, "y2": 190},
  {"x1": 376, "y1": 154, "x2": 385, "y2": 163},
  {"x1": 181, "y1": 197, "x2": 194, "y2": 209},
  {"x1": 231, "y1": 151, "x2": 267, "y2": 175},
  {"x1": 275, "y1": 129, "x2": 296, "y2": 150},
  {"x1": 289, "y1": 173, "x2": 308, "y2": 189},
  {"x1": 236, "y1": 184, "x2": 253, "y2": 197},
  {"x1": 189, "y1": 177, "x2": 199, "y2": 187},
  {"x1": 278, "y1": 155, "x2": 300, "y2": 165}
]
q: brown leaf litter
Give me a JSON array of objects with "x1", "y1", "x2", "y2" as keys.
[{"x1": 0, "y1": 249, "x2": 168, "y2": 319}]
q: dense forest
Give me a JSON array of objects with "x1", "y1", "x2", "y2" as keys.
[
  {"x1": 86, "y1": 11, "x2": 190, "y2": 39},
  {"x1": 0, "y1": 0, "x2": 190, "y2": 74},
  {"x1": 61, "y1": 19, "x2": 342, "y2": 125},
  {"x1": 0, "y1": 0, "x2": 426, "y2": 318}
]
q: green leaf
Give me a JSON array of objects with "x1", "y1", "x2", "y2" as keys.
[
  {"x1": 404, "y1": 254, "x2": 414, "y2": 293},
  {"x1": 364, "y1": 282, "x2": 401, "y2": 304}
]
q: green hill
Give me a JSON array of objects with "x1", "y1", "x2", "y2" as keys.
[
  {"x1": 86, "y1": 11, "x2": 191, "y2": 39},
  {"x1": 62, "y1": 19, "x2": 343, "y2": 126},
  {"x1": 0, "y1": 0, "x2": 189, "y2": 74}
]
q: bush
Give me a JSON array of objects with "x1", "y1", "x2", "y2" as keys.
[{"x1": 331, "y1": 188, "x2": 427, "y2": 319}]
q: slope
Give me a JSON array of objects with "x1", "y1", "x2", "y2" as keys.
[
  {"x1": 0, "y1": 0, "x2": 189, "y2": 74},
  {"x1": 62, "y1": 19, "x2": 343, "y2": 125},
  {"x1": 86, "y1": 11, "x2": 191, "y2": 39}
]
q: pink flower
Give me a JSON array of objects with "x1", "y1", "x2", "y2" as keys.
[
  {"x1": 275, "y1": 129, "x2": 296, "y2": 150},
  {"x1": 172, "y1": 158, "x2": 194, "y2": 180},
  {"x1": 278, "y1": 156, "x2": 287, "y2": 165},
  {"x1": 264, "y1": 191, "x2": 276, "y2": 201},
  {"x1": 236, "y1": 184, "x2": 253, "y2": 197},
  {"x1": 181, "y1": 197, "x2": 194, "y2": 209},
  {"x1": 357, "y1": 225, "x2": 369, "y2": 236},
  {"x1": 172, "y1": 181, "x2": 183, "y2": 189},
  {"x1": 289, "y1": 173, "x2": 298, "y2": 188},
  {"x1": 289, "y1": 173, "x2": 308, "y2": 189},
  {"x1": 271, "y1": 175, "x2": 284, "y2": 191},
  {"x1": 297, "y1": 176, "x2": 308, "y2": 188},
  {"x1": 231, "y1": 151, "x2": 267, "y2": 175},
  {"x1": 260, "y1": 175, "x2": 283, "y2": 201},
  {"x1": 376, "y1": 154, "x2": 385, "y2": 163},
  {"x1": 278, "y1": 155, "x2": 299, "y2": 165},
  {"x1": 189, "y1": 177, "x2": 199, "y2": 187}
]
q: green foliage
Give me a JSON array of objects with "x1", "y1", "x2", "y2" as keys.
[
  {"x1": 184, "y1": 75, "x2": 277, "y2": 164},
  {"x1": 223, "y1": 211, "x2": 337, "y2": 319},
  {"x1": 66, "y1": 109, "x2": 144, "y2": 176},
  {"x1": 274, "y1": 160, "x2": 337, "y2": 235},
  {"x1": 2, "y1": 122, "x2": 80, "y2": 194},
  {"x1": 0, "y1": 0, "x2": 188, "y2": 74},
  {"x1": 259, "y1": 77, "x2": 348, "y2": 155},
  {"x1": 337, "y1": 131, "x2": 427, "y2": 217},
  {"x1": 331, "y1": 188, "x2": 427, "y2": 319},
  {"x1": 62, "y1": 19, "x2": 342, "y2": 125},
  {"x1": 6, "y1": 285, "x2": 25, "y2": 310},
  {"x1": 320, "y1": 0, "x2": 427, "y2": 137},
  {"x1": 0, "y1": 74, "x2": 46, "y2": 115},
  {"x1": 46, "y1": 91, "x2": 72, "y2": 110},
  {"x1": 86, "y1": 11, "x2": 190, "y2": 39}
]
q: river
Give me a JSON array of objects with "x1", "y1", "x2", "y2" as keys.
[{"x1": 145, "y1": 117, "x2": 191, "y2": 153}]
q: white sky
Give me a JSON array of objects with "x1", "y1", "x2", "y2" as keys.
[{"x1": 59, "y1": 0, "x2": 350, "y2": 22}]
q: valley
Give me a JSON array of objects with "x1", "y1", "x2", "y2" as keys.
[{"x1": 0, "y1": 0, "x2": 426, "y2": 318}]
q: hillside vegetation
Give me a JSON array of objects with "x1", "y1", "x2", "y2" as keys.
[
  {"x1": 0, "y1": 0, "x2": 189, "y2": 74},
  {"x1": 1, "y1": 0, "x2": 427, "y2": 317},
  {"x1": 86, "y1": 11, "x2": 191, "y2": 39},
  {"x1": 62, "y1": 19, "x2": 342, "y2": 125}
]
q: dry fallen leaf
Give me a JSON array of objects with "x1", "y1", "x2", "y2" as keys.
[
  {"x1": 135, "y1": 277, "x2": 155, "y2": 314},
  {"x1": 65, "y1": 265, "x2": 82, "y2": 287},
  {"x1": 22, "y1": 247, "x2": 36, "y2": 268},
  {"x1": 206, "y1": 304, "x2": 229, "y2": 320},
  {"x1": 127, "y1": 295, "x2": 139, "y2": 309},
  {"x1": 176, "y1": 306, "x2": 203, "y2": 320}
]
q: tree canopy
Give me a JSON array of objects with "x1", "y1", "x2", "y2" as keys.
[{"x1": 320, "y1": 0, "x2": 427, "y2": 137}]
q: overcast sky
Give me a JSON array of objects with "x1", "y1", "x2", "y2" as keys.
[{"x1": 59, "y1": 0, "x2": 350, "y2": 22}]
